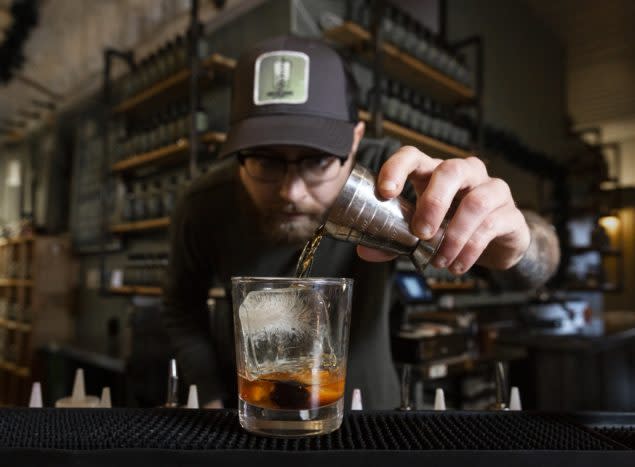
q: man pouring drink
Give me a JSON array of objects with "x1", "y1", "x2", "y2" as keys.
[{"x1": 162, "y1": 35, "x2": 560, "y2": 431}]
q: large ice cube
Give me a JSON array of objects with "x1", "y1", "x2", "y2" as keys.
[{"x1": 238, "y1": 287, "x2": 333, "y2": 380}]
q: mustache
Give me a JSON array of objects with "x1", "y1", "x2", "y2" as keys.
[{"x1": 266, "y1": 203, "x2": 323, "y2": 217}]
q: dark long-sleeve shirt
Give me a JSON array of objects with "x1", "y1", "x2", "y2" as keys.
[{"x1": 162, "y1": 137, "x2": 404, "y2": 409}]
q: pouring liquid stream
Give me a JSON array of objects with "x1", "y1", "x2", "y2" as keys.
[{"x1": 295, "y1": 225, "x2": 326, "y2": 278}]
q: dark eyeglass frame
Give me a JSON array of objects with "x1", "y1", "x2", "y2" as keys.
[{"x1": 237, "y1": 150, "x2": 347, "y2": 184}]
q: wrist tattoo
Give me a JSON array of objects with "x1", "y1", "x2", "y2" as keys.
[{"x1": 505, "y1": 211, "x2": 560, "y2": 289}]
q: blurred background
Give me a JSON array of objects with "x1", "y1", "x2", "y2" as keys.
[{"x1": 0, "y1": 0, "x2": 634, "y2": 411}]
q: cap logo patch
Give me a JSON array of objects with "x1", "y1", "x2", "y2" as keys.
[{"x1": 254, "y1": 51, "x2": 309, "y2": 105}]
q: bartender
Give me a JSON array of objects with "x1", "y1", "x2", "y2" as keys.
[{"x1": 162, "y1": 35, "x2": 560, "y2": 409}]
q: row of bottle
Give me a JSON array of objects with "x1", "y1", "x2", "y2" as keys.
[
  {"x1": 121, "y1": 173, "x2": 185, "y2": 222},
  {"x1": 111, "y1": 103, "x2": 210, "y2": 161},
  {"x1": 112, "y1": 25, "x2": 208, "y2": 102},
  {"x1": 359, "y1": 77, "x2": 473, "y2": 149},
  {"x1": 122, "y1": 252, "x2": 169, "y2": 287},
  {"x1": 0, "y1": 328, "x2": 22, "y2": 365},
  {"x1": 0, "y1": 255, "x2": 31, "y2": 280},
  {"x1": 348, "y1": 0, "x2": 473, "y2": 88},
  {"x1": 0, "y1": 299, "x2": 32, "y2": 323}
]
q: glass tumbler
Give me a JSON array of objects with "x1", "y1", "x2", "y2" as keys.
[{"x1": 232, "y1": 277, "x2": 353, "y2": 437}]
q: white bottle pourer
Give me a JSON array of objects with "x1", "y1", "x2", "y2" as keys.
[
  {"x1": 28, "y1": 382, "x2": 43, "y2": 408},
  {"x1": 100, "y1": 387, "x2": 112, "y2": 408},
  {"x1": 55, "y1": 368, "x2": 100, "y2": 408},
  {"x1": 434, "y1": 388, "x2": 446, "y2": 411},
  {"x1": 186, "y1": 385, "x2": 199, "y2": 409},
  {"x1": 351, "y1": 388, "x2": 363, "y2": 410},
  {"x1": 509, "y1": 386, "x2": 522, "y2": 411}
]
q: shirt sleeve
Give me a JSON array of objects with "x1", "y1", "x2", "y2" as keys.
[{"x1": 161, "y1": 193, "x2": 223, "y2": 405}]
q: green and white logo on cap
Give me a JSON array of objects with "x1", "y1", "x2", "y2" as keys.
[{"x1": 253, "y1": 51, "x2": 309, "y2": 105}]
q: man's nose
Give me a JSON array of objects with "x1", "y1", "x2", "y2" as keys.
[{"x1": 279, "y1": 165, "x2": 308, "y2": 202}]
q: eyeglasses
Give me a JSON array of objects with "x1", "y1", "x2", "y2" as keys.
[{"x1": 237, "y1": 150, "x2": 346, "y2": 185}]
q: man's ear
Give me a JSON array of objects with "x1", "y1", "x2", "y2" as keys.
[{"x1": 351, "y1": 120, "x2": 365, "y2": 154}]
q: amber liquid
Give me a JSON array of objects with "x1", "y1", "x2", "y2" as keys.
[
  {"x1": 295, "y1": 225, "x2": 325, "y2": 278},
  {"x1": 239, "y1": 367, "x2": 345, "y2": 410}
]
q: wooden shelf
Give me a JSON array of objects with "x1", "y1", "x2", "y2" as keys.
[
  {"x1": 113, "y1": 53, "x2": 236, "y2": 114},
  {"x1": 359, "y1": 110, "x2": 471, "y2": 159},
  {"x1": 0, "y1": 278, "x2": 34, "y2": 287},
  {"x1": 111, "y1": 131, "x2": 226, "y2": 173},
  {"x1": 0, "y1": 235, "x2": 35, "y2": 247},
  {"x1": 0, "y1": 318, "x2": 32, "y2": 332},
  {"x1": 0, "y1": 360, "x2": 30, "y2": 378},
  {"x1": 110, "y1": 217, "x2": 171, "y2": 234},
  {"x1": 324, "y1": 22, "x2": 475, "y2": 104},
  {"x1": 110, "y1": 285, "x2": 163, "y2": 296}
]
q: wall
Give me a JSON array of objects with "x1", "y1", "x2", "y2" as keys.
[{"x1": 446, "y1": 0, "x2": 568, "y2": 210}]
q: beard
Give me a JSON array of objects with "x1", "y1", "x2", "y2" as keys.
[{"x1": 258, "y1": 204, "x2": 324, "y2": 244}]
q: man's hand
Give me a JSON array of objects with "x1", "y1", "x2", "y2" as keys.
[{"x1": 357, "y1": 146, "x2": 531, "y2": 275}]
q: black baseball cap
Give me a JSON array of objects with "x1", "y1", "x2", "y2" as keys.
[{"x1": 219, "y1": 35, "x2": 358, "y2": 159}]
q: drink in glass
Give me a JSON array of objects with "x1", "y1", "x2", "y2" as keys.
[{"x1": 232, "y1": 277, "x2": 353, "y2": 437}]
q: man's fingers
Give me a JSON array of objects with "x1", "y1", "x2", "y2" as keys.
[
  {"x1": 356, "y1": 245, "x2": 399, "y2": 262},
  {"x1": 448, "y1": 204, "x2": 523, "y2": 274},
  {"x1": 431, "y1": 178, "x2": 512, "y2": 269},
  {"x1": 376, "y1": 146, "x2": 442, "y2": 199},
  {"x1": 411, "y1": 157, "x2": 489, "y2": 241}
]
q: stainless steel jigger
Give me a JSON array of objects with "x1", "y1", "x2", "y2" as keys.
[{"x1": 325, "y1": 163, "x2": 446, "y2": 275}]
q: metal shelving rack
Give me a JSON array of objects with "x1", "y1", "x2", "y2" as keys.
[
  {"x1": 324, "y1": 0, "x2": 484, "y2": 160},
  {"x1": 324, "y1": 0, "x2": 483, "y2": 294},
  {"x1": 98, "y1": 0, "x2": 234, "y2": 295}
]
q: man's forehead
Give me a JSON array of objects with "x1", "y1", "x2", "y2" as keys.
[{"x1": 243, "y1": 145, "x2": 333, "y2": 159}]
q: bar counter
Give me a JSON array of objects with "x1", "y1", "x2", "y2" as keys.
[{"x1": 1, "y1": 409, "x2": 633, "y2": 466}]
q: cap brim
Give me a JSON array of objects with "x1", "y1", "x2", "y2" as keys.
[{"x1": 219, "y1": 114, "x2": 355, "y2": 159}]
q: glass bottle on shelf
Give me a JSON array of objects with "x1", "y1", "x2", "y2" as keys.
[
  {"x1": 425, "y1": 34, "x2": 441, "y2": 71},
  {"x1": 414, "y1": 25, "x2": 431, "y2": 63},
  {"x1": 178, "y1": 171, "x2": 192, "y2": 198},
  {"x1": 122, "y1": 185, "x2": 135, "y2": 222},
  {"x1": 359, "y1": 0, "x2": 371, "y2": 29},
  {"x1": 380, "y1": 4, "x2": 395, "y2": 37},
  {"x1": 385, "y1": 80, "x2": 400, "y2": 122},
  {"x1": 196, "y1": 105, "x2": 209, "y2": 134},
  {"x1": 162, "y1": 175, "x2": 178, "y2": 217},
  {"x1": 164, "y1": 40, "x2": 176, "y2": 76},
  {"x1": 398, "y1": 85, "x2": 412, "y2": 127},
  {"x1": 196, "y1": 23, "x2": 209, "y2": 59},
  {"x1": 156, "y1": 45, "x2": 167, "y2": 81},
  {"x1": 419, "y1": 97, "x2": 433, "y2": 135},
  {"x1": 403, "y1": 16, "x2": 419, "y2": 55},
  {"x1": 438, "y1": 105, "x2": 452, "y2": 143},
  {"x1": 409, "y1": 92, "x2": 423, "y2": 132},
  {"x1": 175, "y1": 35, "x2": 187, "y2": 71},
  {"x1": 146, "y1": 180, "x2": 163, "y2": 219},
  {"x1": 148, "y1": 52, "x2": 159, "y2": 86},
  {"x1": 436, "y1": 41, "x2": 451, "y2": 77},
  {"x1": 138, "y1": 124, "x2": 149, "y2": 154},
  {"x1": 167, "y1": 105, "x2": 179, "y2": 143},
  {"x1": 133, "y1": 183, "x2": 147, "y2": 221},
  {"x1": 391, "y1": 9, "x2": 407, "y2": 49},
  {"x1": 177, "y1": 103, "x2": 190, "y2": 138},
  {"x1": 156, "y1": 113, "x2": 168, "y2": 148},
  {"x1": 136, "y1": 57, "x2": 148, "y2": 93},
  {"x1": 428, "y1": 101, "x2": 443, "y2": 139}
]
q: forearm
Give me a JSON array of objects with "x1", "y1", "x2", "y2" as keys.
[{"x1": 490, "y1": 211, "x2": 560, "y2": 290}]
